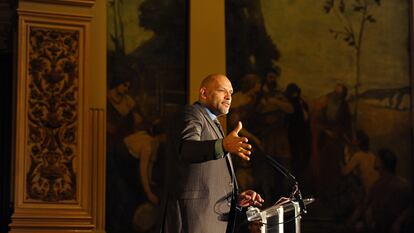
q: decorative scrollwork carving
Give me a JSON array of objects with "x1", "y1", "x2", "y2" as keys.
[{"x1": 26, "y1": 27, "x2": 79, "y2": 202}]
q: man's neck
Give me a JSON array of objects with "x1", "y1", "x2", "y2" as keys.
[{"x1": 198, "y1": 102, "x2": 218, "y2": 120}]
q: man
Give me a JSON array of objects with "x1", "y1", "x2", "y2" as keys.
[
  {"x1": 310, "y1": 84, "x2": 352, "y2": 201},
  {"x1": 159, "y1": 74, "x2": 264, "y2": 233},
  {"x1": 342, "y1": 131, "x2": 379, "y2": 198},
  {"x1": 365, "y1": 149, "x2": 412, "y2": 233},
  {"x1": 341, "y1": 130, "x2": 379, "y2": 230}
]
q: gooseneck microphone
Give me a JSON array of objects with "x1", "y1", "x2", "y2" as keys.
[{"x1": 262, "y1": 153, "x2": 307, "y2": 214}]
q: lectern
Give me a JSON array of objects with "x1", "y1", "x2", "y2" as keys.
[{"x1": 246, "y1": 198, "x2": 315, "y2": 233}]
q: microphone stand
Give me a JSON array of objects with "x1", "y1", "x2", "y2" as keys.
[{"x1": 262, "y1": 153, "x2": 307, "y2": 215}]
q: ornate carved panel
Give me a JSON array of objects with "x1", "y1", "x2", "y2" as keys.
[
  {"x1": 26, "y1": 27, "x2": 79, "y2": 202},
  {"x1": 14, "y1": 10, "x2": 91, "y2": 208}
]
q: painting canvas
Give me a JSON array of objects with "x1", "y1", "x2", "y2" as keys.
[
  {"x1": 225, "y1": 0, "x2": 413, "y2": 232},
  {"x1": 106, "y1": 0, "x2": 187, "y2": 232}
]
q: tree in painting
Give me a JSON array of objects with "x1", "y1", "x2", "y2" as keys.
[{"x1": 323, "y1": 0, "x2": 382, "y2": 128}]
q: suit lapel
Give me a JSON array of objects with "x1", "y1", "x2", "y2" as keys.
[
  {"x1": 194, "y1": 103, "x2": 238, "y2": 185},
  {"x1": 215, "y1": 120, "x2": 225, "y2": 137}
]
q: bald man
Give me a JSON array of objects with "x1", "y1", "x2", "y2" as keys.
[{"x1": 158, "y1": 74, "x2": 264, "y2": 233}]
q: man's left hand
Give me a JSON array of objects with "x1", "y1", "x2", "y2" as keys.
[
  {"x1": 238, "y1": 190, "x2": 264, "y2": 207},
  {"x1": 223, "y1": 121, "x2": 252, "y2": 161}
]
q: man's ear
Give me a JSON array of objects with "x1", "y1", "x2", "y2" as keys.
[{"x1": 199, "y1": 87, "x2": 207, "y2": 99}]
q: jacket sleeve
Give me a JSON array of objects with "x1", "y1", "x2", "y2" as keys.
[{"x1": 178, "y1": 107, "x2": 225, "y2": 163}]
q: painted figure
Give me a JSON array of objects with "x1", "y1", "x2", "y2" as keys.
[{"x1": 310, "y1": 84, "x2": 352, "y2": 204}]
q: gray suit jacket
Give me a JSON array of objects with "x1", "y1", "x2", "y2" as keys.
[{"x1": 159, "y1": 102, "x2": 238, "y2": 233}]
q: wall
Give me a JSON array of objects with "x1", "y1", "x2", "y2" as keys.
[{"x1": 189, "y1": 0, "x2": 225, "y2": 103}]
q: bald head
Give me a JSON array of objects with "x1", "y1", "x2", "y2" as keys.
[
  {"x1": 199, "y1": 74, "x2": 233, "y2": 116},
  {"x1": 199, "y1": 74, "x2": 226, "y2": 89}
]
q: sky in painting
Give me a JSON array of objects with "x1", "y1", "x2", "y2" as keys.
[
  {"x1": 107, "y1": 0, "x2": 153, "y2": 54},
  {"x1": 261, "y1": 0, "x2": 409, "y2": 98}
]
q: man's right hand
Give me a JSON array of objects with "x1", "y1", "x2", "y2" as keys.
[{"x1": 223, "y1": 121, "x2": 252, "y2": 161}]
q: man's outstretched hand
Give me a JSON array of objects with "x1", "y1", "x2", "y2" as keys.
[
  {"x1": 223, "y1": 121, "x2": 252, "y2": 161},
  {"x1": 238, "y1": 190, "x2": 264, "y2": 207}
]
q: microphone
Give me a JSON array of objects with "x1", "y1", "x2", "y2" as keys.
[{"x1": 261, "y1": 153, "x2": 307, "y2": 214}]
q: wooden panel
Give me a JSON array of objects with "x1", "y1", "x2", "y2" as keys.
[
  {"x1": 88, "y1": 108, "x2": 106, "y2": 231},
  {"x1": 10, "y1": 8, "x2": 105, "y2": 232}
]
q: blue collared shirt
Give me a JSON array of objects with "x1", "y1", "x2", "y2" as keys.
[{"x1": 204, "y1": 106, "x2": 218, "y2": 122}]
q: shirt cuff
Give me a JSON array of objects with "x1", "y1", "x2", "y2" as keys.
[{"x1": 214, "y1": 139, "x2": 225, "y2": 159}]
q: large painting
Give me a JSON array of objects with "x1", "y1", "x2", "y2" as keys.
[
  {"x1": 106, "y1": 0, "x2": 187, "y2": 232},
  {"x1": 226, "y1": 0, "x2": 413, "y2": 232}
]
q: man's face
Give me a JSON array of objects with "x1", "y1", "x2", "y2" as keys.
[{"x1": 201, "y1": 75, "x2": 233, "y2": 116}]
